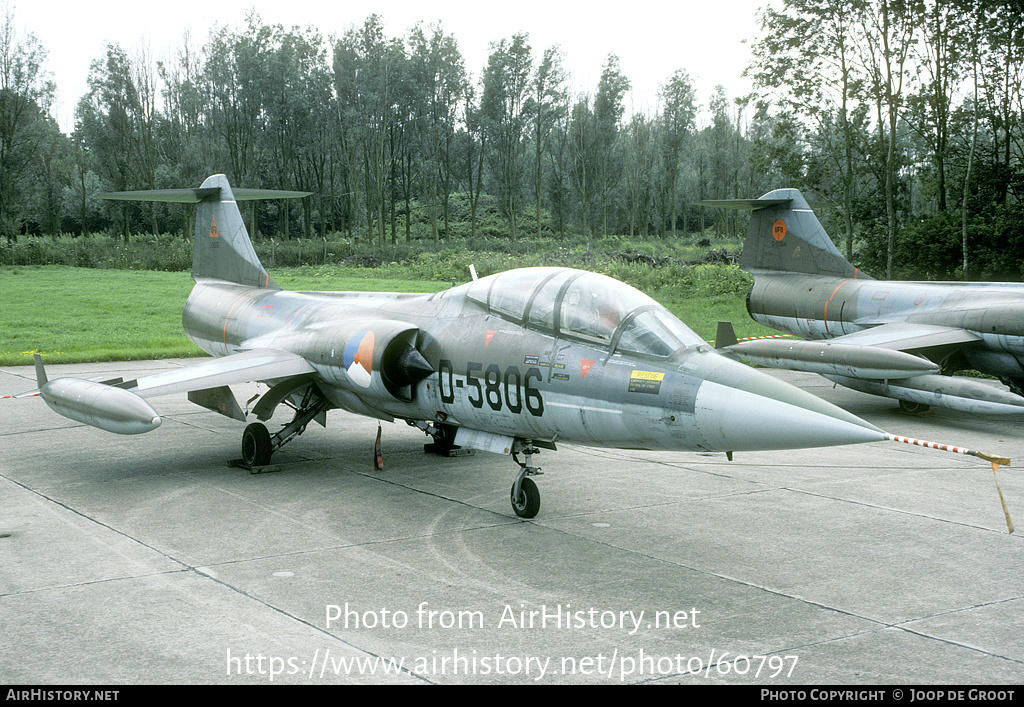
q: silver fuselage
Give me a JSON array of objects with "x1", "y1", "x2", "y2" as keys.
[
  {"x1": 182, "y1": 270, "x2": 882, "y2": 453},
  {"x1": 748, "y1": 273, "x2": 1024, "y2": 380}
]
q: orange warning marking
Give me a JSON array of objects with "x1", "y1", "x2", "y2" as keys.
[
  {"x1": 823, "y1": 279, "x2": 853, "y2": 336},
  {"x1": 485, "y1": 330, "x2": 496, "y2": 347},
  {"x1": 581, "y1": 360, "x2": 595, "y2": 379}
]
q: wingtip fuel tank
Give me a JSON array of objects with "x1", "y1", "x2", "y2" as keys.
[
  {"x1": 38, "y1": 376, "x2": 161, "y2": 435},
  {"x1": 725, "y1": 339, "x2": 940, "y2": 380}
]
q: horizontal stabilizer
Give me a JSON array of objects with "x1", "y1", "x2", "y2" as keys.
[
  {"x1": 703, "y1": 188, "x2": 860, "y2": 278},
  {"x1": 99, "y1": 176, "x2": 310, "y2": 289},
  {"x1": 97, "y1": 187, "x2": 311, "y2": 203},
  {"x1": 696, "y1": 198, "x2": 792, "y2": 210}
]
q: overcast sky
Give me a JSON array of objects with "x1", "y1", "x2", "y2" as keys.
[{"x1": 17, "y1": 0, "x2": 766, "y2": 133}]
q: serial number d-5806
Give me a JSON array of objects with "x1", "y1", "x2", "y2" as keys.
[{"x1": 437, "y1": 359, "x2": 544, "y2": 416}]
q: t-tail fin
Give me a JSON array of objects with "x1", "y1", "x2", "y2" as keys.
[
  {"x1": 191, "y1": 174, "x2": 280, "y2": 288},
  {"x1": 98, "y1": 174, "x2": 310, "y2": 289},
  {"x1": 699, "y1": 189, "x2": 869, "y2": 279}
]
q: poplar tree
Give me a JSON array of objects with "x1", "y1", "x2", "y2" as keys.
[
  {"x1": 480, "y1": 33, "x2": 532, "y2": 239},
  {"x1": 0, "y1": 6, "x2": 52, "y2": 243}
]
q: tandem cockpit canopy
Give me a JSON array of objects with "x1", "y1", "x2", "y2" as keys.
[{"x1": 464, "y1": 267, "x2": 705, "y2": 357}]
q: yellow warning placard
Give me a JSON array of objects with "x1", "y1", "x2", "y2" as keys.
[{"x1": 628, "y1": 370, "x2": 665, "y2": 394}]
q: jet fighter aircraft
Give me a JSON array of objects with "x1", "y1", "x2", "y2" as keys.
[
  {"x1": 704, "y1": 190, "x2": 1024, "y2": 416},
  {"x1": 17, "y1": 176, "x2": 1007, "y2": 520}
]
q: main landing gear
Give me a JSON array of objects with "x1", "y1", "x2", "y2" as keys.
[{"x1": 239, "y1": 385, "x2": 331, "y2": 468}]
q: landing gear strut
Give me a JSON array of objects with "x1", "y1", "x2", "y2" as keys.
[
  {"x1": 239, "y1": 385, "x2": 331, "y2": 469},
  {"x1": 510, "y1": 439, "x2": 543, "y2": 518}
]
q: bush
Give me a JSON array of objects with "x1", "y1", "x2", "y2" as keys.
[
  {"x1": 857, "y1": 205, "x2": 1024, "y2": 281},
  {"x1": 0, "y1": 228, "x2": 755, "y2": 304}
]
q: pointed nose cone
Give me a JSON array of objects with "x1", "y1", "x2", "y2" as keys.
[
  {"x1": 693, "y1": 380, "x2": 885, "y2": 452},
  {"x1": 684, "y1": 350, "x2": 885, "y2": 452}
]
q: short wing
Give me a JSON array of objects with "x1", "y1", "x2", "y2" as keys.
[
  {"x1": 123, "y1": 349, "x2": 317, "y2": 398},
  {"x1": 825, "y1": 322, "x2": 983, "y2": 353},
  {"x1": 818, "y1": 325, "x2": 1024, "y2": 414},
  {"x1": 25, "y1": 349, "x2": 317, "y2": 435}
]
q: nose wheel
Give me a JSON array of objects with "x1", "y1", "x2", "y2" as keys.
[
  {"x1": 510, "y1": 440, "x2": 543, "y2": 518},
  {"x1": 414, "y1": 424, "x2": 547, "y2": 518},
  {"x1": 510, "y1": 476, "x2": 540, "y2": 518}
]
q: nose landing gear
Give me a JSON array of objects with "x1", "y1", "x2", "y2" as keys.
[
  {"x1": 413, "y1": 421, "x2": 548, "y2": 518},
  {"x1": 510, "y1": 440, "x2": 543, "y2": 519}
]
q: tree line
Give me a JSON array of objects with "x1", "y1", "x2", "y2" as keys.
[
  {"x1": 0, "y1": 2, "x2": 1021, "y2": 279},
  {"x1": 751, "y1": 0, "x2": 1023, "y2": 279}
]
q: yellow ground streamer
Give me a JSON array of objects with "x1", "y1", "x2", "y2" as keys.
[{"x1": 992, "y1": 463, "x2": 1014, "y2": 534}]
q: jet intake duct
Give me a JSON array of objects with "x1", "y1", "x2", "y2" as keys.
[
  {"x1": 308, "y1": 320, "x2": 433, "y2": 402},
  {"x1": 380, "y1": 329, "x2": 435, "y2": 402}
]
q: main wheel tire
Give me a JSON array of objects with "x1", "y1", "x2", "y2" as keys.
[
  {"x1": 898, "y1": 399, "x2": 930, "y2": 414},
  {"x1": 242, "y1": 423, "x2": 273, "y2": 467},
  {"x1": 510, "y1": 477, "x2": 541, "y2": 518}
]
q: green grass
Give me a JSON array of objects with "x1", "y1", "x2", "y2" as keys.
[
  {"x1": 2, "y1": 267, "x2": 196, "y2": 365},
  {"x1": 0, "y1": 266, "x2": 448, "y2": 365},
  {"x1": 0, "y1": 264, "x2": 775, "y2": 366}
]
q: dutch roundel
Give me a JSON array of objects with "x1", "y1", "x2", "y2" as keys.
[{"x1": 344, "y1": 330, "x2": 374, "y2": 388}]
